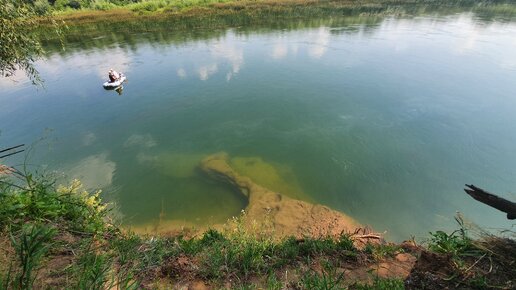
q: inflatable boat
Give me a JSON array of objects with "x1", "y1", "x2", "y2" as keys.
[{"x1": 103, "y1": 73, "x2": 126, "y2": 89}]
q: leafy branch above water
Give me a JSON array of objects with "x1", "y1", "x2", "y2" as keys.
[{"x1": 0, "y1": 0, "x2": 64, "y2": 85}]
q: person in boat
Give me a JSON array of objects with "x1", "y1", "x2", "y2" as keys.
[{"x1": 108, "y1": 69, "x2": 120, "y2": 82}]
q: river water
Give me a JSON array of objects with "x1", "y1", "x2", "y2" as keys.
[{"x1": 1, "y1": 8, "x2": 516, "y2": 240}]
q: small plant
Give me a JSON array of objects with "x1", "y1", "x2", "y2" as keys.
[
  {"x1": 9, "y1": 224, "x2": 56, "y2": 290},
  {"x1": 428, "y1": 230, "x2": 474, "y2": 258},
  {"x1": 300, "y1": 263, "x2": 345, "y2": 290},
  {"x1": 428, "y1": 215, "x2": 482, "y2": 259},
  {"x1": 337, "y1": 233, "x2": 356, "y2": 252},
  {"x1": 275, "y1": 237, "x2": 300, "y2": 265},
  {"x1": 0, "y1": 173, "x2": 111, "y2": 235},
  {"x1": 178, "y1": 235, "x2": 203, "y2": 255},
  {"x1": 111, "y1": 233, "x2": 142, "y2": 267},
  {"x1": 266, "y1": 273, "x2": 283, "y2": 290},
  {"x1": 33, "y1": 0, "x2": 52, "y2": 15},
  {"x1": 75, "y1": 251, "x2": 113, "y2": 290},
  {"x1": 364, "y1": 243, "x2": 402, "y2": 260},
  {"x1": 352, "y1": 277, "x2": 405, "y2": 290},
  {"x1": 298, "y1": 237, "x2": 338, "y2": 257},
  {"x1": 199, "y1": 228, "x2": 226, "y2": 246},
  {"x1": 140, "y1": 236, "x2": 178, "y2": 270},
  {"x1": 91, "y1": 0, "x2": 118, "y2": 10},
  {"x1": 128, "y1": 0, "x2": 170, "y2": 13}
]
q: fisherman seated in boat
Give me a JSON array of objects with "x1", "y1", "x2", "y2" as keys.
[{"x1": 108, "y1": 69, "x2": 120, "y2": 82}]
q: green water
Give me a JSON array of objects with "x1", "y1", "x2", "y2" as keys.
[{"x1": 2, "y1": 8, "x2": 516, "y2": 240}]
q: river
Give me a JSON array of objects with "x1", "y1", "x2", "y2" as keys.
[{"x1": 1, "y1": 7, "x2": 516, "y2": 240}]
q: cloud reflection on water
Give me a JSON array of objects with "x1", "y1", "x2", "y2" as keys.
[
  {"x1": 307, "y1": 27, "x2": 331, "y2": 59},
  {"x1": 67, "y1": 153, "x2": 116, "y2": 189},
  {"x1": 124, "y1": 134, "x2": 157, "y2": 148},
  {"x1": 271, "y1": 43, "x2": 289, "y2": 59},
  {"x1": 176, "y1": 68, "x2": 187, "y2": 79},
  {"x1": 198, "y1": 63, "x2": 218, "y2": 81},
  {"x1": 210, "y1": 42, "x2": 244, "y2": 81}
]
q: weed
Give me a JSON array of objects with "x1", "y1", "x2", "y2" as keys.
[
  {"x1": 90, "y1": 0, "x2": 118, "y2": 10},
  {"x1": 299, "y1": 263, "x2": 345, "y2": 290},
  {"x1": 275, "y1": 237, "x2": 300, "y2": 265},
  {"x1": 0, "y1": 173, "x2": 111, "y2": 235},
  {"x1": 467, "y1": 275, "x2": 488, "y2": 288},
  {"x1": 140, "y1": 237, "x2": 178, "y2": 270},
  {"x1": 428, "y1": 230, "x2": 474, "y2": 258},
  {"x1": 352, "y1": 277, "x2": 405, "y2": 290},
  {"x1": 111, "y1": 233, "x2": 142, "y2": 266},
  {"x1": 75, "y1": 251, "x2": 113, "y2": 289},
  {"x1": 337, "y1": 233, "x2": 356, "y2": 252},
  {"x1": 199, "y1": 228, "x2": 226, "y2": 246},
  {"x1": 128, "y1": 0, "x2": 171, "y2": 13},
  {"x1": 9, "y1": 224, "x2": 56, "y2": 290},
  {"x1": 266, "y1": 272, "x2": 283, "y2": 290},
  {"x1": 233, "y1": 284, "x2": 257, "y2": 290},
  {"x1": 0, "y1": 267, "x2": 12, "y2": 290},
  {"x1": 178, "y1": 235, "x2": 203, "y2": 255},
  {"x1": 369, "y1": 243, "x2": 402, "y2": 260},
  {"x1": 298, "y1": 237, "x2": 338, "y2": 257}
]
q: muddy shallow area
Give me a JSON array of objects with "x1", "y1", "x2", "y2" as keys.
[{"x1": 130, "y1": 152, "x2": 370, "y2": 240}]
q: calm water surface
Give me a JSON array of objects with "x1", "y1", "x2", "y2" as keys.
[{"x1": 2, "y1": 11, "x2": 516, "y2": 240}]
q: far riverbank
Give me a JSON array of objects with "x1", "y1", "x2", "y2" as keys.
[{"x1": 43, "y1": 0, "x2": 516, "y2": 26}]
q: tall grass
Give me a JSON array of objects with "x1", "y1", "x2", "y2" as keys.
[
  {"x1": 2, "y1": 224, "x2": 56, "y2": 290},
  {"x1": 45, "y1": 0, "x2": 516, "y2": 21},
  {"x1": 125, "y1": 0, "x2": 233, "y2": 13},
  {"x1": 300, "y1": 263, "x2": 345, "y2": 290}
]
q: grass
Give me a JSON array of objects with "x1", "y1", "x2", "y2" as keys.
[
  {"x1": 300, "y1": 263, "x2": 346, "y2": 290},
  {"x1": 412, "y1": 215, "x2": 516, "y2": 289},
  {"x1": 42, "y1": 0, "x2": 516, "y2": 26},
  {"x1": 4, "y1": 224, "x2": 56, "y2": 290},
  {"x1": 1, "y1": 167, "x2": 515, "y2": 288},
  {"x1": 352, "y1": 277, "x2": 405, "y2": 290},
  {"x1": 364, "y1": 242, "x2": 403, "y2": 261}
]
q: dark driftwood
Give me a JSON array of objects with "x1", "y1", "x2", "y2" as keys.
[{"x1": 464, "y1": 184, "x2": 516, "y2": 220}]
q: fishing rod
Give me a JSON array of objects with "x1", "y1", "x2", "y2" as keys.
[{"x1": 0, "y1": 144, "x2": 25, "y2": 159}]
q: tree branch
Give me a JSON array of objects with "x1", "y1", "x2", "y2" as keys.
[{"x1": 464, "y1": 184, "x2": 516, "y2": 220}]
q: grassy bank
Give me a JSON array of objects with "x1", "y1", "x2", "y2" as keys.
[
  {"x1": 38, "y1": 0, "x2": 516, "y2": 25},
  {"x1": 0, "y1": 168, "x2": 514, "y2": 289}
]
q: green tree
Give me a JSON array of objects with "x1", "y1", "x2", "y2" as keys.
[{"x1": 0, "y1": 0, "x2": 62, "y2": 85}]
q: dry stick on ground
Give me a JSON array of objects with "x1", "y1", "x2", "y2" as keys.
[{"x1": 464, "y1": 184, "x2": 516, "y2": 220}]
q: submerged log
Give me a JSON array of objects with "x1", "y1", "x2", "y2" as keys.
[{"x1": 464, "y1": 184, "x2": 516, "y2": 220}]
